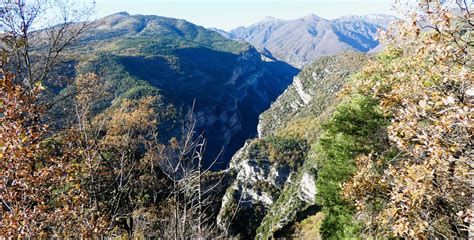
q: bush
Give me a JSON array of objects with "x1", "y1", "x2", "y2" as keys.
[
  {"x1": 315, "y1": 94, "x2": 388, "y2": 239},
  {"x1": 248, "y1": 137, "x2": 309, "y2": 170}
]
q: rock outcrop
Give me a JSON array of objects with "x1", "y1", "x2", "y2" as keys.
[
  {"x1": 217, "y1": 52, "x2": 372, "y2": 239},
  {"x1": 258, "y1": 52, "x2": 371, "y2": 138},
  {"x1": 217, "y1": 137, "x2": 308, "y2": 238}
]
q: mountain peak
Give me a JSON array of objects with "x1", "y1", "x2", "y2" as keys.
[
  {"x1": 302, "y1": 13, "x2": 321, "y2": 21},
  {"x1": 338, "y1": 14, "x2": 395, "y2": 20},
  {"x1": 110, "y1": 11, "x2": 130, "y2": 17},
  {"x1": 335, "y1": 14, "x2": 397, "y2": 28},
  {"x1": 262, "y1": 16, "x2": 276, "y2": 21},
  {"x1": 259, "y1": 16, "x2": 284, "y2": 24}
]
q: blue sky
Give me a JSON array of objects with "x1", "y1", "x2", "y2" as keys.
[{"x1": 96, "y1": 0, "x2": 396, "y2": 31}]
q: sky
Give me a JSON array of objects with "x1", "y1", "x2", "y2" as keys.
[{"x1": 95, "y1": 0, "x2": 396, "y2": 31}]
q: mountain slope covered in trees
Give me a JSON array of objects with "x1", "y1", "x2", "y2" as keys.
[{"x1": 50, "y1": 12, "x2": 299, "y2": 168}]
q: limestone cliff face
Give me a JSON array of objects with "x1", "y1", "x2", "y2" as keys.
[
  {"x1": 258, "y1": 52, "x2": 371, "y2": 138},
  {"x1": 217, "y1": 52, "x2": 371, "y2": 239},
  {"x1": 216, "y1": 137, "x2": 308, "y2": 238},
  {"x1": 189, "y1": 47, "x2": 300, "y2": 167}
]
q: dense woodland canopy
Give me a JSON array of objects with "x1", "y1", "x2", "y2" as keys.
[{"x1": 0, "y1": 0, "x2": 472, "y2": 238}]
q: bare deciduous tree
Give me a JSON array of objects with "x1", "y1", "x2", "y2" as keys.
[
  {"x1": 71, "y1": 73, "x2": 167, "y2": 236},
  {"x1": 0, "y1": 0, "x2": 95, "y2": 92},
  {"x1": 72, "y1": 88, "x2": 227, "y2": 238},
  {"x1": 158, "y1": 108, "x2": 225, "y2": 240}
]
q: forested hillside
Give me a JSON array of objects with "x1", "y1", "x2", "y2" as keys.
[
  {"x1": 0, "y1": 4, "x2": 298, "y2": 237},
  {"x1": 0, "y1": 0, "x2": 472, "y2": 239},
  {"x1": 48, "y1": 12, "x2": 299, "y2": 168}
]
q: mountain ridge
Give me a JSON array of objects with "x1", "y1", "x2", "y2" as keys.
[
  {"x1": 51, "y1": 12, "x2": 300, "y2": 168},
  {"x1": 211, "y1": 14, "x2": 396, "y2": 67}
]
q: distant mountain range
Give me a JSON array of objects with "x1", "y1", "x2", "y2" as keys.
[{"x1": 212, "y1": 14, "x2": 396, "y2": 67}]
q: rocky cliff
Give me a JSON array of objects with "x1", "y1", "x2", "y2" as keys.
[
  {"x1": 216, "y1": 137, "x2": 309, "y2": 238},
  {"x1": 258, "y1": 52, "x2": 371, "y2": 138},
  {"x1": 217, "y1": 52, "x2": 371, "y2": 238}
]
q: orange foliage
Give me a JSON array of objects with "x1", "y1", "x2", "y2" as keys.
[
  {"x1": 0, "y1": 66, "x2": 83, "y2": 237},
  {"x1": 343, "y1": 1, "x2": 473, "y2": 238}
]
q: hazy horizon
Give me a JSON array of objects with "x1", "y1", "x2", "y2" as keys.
[{"x1": 96, "y1": 0, "x2": 396, "y2": 31}]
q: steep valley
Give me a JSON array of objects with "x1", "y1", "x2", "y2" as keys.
[
  {"x1": 216, "y1": 52, "x2": 372, "y2": 238},
  {"x1": 48, "y1": 13, "x2": 383, "y2": 237},
  {"x1": 47, "y1": 12, "x2": 394, "y2": 170},
  {"x1": 48, "y1": 12, "x2": 299, "y2": 168},
  {"x1": 3, "y1": 1, "x2": 471, "y2": 238}
]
